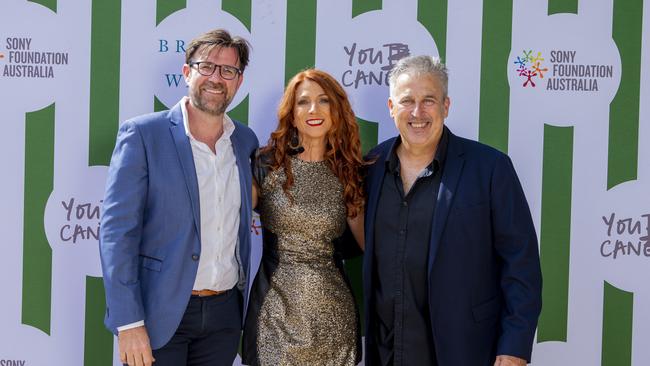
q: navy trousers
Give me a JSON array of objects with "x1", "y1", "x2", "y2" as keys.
[{"x1": 151, "y1": 289, "x2": 242, "y2": 366}]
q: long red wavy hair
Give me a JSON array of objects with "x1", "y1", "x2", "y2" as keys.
[{"x1": 260, "y1": 69, "x2": 365, "y2": 218}]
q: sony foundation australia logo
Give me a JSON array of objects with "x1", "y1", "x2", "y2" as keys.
[
  {"x1": 0, "y1": 360, "x2": 26, "y2": 366},
  {"x1": 1, "y1": 37, "x2": 69, "y2": 78},
  {"x1": 512, "y1": 49, "x2": 614, "y2": 91}
]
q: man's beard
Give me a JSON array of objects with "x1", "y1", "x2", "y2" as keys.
[{"x1": 190, "y1": 81, "x2": 232, "y2": 116}]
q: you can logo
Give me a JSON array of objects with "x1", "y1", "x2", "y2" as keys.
[
  {"x1": 340, "y1": 42, "x2": 411, "y2": 89},
  {"x1": 512, "y1": 49, "x2": 548, "y2": 88}
]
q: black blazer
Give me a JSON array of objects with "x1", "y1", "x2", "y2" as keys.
[{"x1": 363, "y1": 128, "x2": 542, "y2": 365}]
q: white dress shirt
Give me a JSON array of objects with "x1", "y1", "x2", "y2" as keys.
[
  {"x1": 181, "y1": 97, "x2": 241, "y2": 293},
  {"x1": 117, "y1": 97, "x2": 241, "y2": 332}
]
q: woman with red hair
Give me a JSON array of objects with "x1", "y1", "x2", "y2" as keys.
[{"x1": 242, "y1": 69, "x2": 365, "y2": 365}]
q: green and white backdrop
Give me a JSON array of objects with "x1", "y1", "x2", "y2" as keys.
[{"x1": 0, "y1": 0, "x2": 648, "y2": 365}]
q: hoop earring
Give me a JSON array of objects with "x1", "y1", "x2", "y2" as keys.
[{"x1": 287, "y1": 127, "x2": 305, "y2": 155}]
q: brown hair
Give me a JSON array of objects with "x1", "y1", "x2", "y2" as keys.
[
  {"x1": 261, "y1": 69, "x2": 366, "y2": 218},
  {"x1": 184, "y1": 29, "x2": 251, "y2": 72}
]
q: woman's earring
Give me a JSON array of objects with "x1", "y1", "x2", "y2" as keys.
[{"x1": 287, "y1": 127, "x2": 305, "y2": 155}]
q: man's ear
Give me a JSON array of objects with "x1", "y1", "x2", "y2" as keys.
[
  {"x1": 443, "y1": 96, "x2": 451, "y2": 118},
  {"x1": 387, "y1": 98, "x2": 394, "y2": 118},
  {"x1": 236, "y1": 72, "x2": 244, "y2": 89},
  {"x1": 182, "y1": 63, "x2": 191, "y2": 83}
]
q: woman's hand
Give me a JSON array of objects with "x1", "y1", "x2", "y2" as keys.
[{"x1": 252, "y1": 179, "x2": 260, "y2": 209}]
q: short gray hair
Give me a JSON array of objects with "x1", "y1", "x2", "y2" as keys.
[{"x1": 388, "y1": 55, "x2": 448, "y2": 97}]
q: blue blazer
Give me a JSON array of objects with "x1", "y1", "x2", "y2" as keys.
[
  {"x1": 363, "y1": 129, "x2": 542, "y2": 365},
  {"x1": 100, "y1": 100, "x2": 259, "y2": 349}
]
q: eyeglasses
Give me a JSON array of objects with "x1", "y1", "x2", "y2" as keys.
[{"x1": 189, "y1": 61, "x2": 242, "y2": 80}]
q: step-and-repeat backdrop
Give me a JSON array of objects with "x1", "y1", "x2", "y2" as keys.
[{"x1": 1, "y1": 0, "x2": 648, "y2": 365}]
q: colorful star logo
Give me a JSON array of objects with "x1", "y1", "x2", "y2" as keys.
[{"x1": 514, "y1": 50, "x2": 547, "y2": 88}]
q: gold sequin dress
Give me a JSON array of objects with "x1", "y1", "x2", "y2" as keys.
[{"x1": 242, "y1": 156, "x2": 359, "y2": 366}]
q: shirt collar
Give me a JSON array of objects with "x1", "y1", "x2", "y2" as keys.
[
  {"x1": 386, "y1": 126, "x2": 450, "y2": 177},
  {"x1": 181, "y1": 96, "x2": 236, "y2": 142}
]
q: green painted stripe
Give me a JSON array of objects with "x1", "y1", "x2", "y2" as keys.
[
  {"x1": 156, "y1": 0, "x2": 186, "y2": 26},
  {"x1": 27, "y1": 0, "x2": 57, "y2": 13},
  {"x1": 537, "y1": 124, "x2": 573, "y2": 343},
  {"x1": 89, "y1": 0, "x2": 121, "y2": 167},
  {"x1": 417, "y1": 0, "x2": 448, "y2": 62},
  {"x1": 356, "y1": 117, "x2": 378, "y2": 155},
  {"x1": 548, "y1": 0, "x2": 578, "y2": 15},
  {"x1": 222, "y1": 0, "x2": 252, "y2": 31},
  {"x1": 154, "y1": 95, "x2": 169, "y2": 112},
  {"x1": 22, "y1": 103, "x2": 55, "y2": 335},
  {"x1": 478, "y1": 0, "x2": 512, "y2": 153},
  {"x1": 83, "y1": 276, "x2": 113, "y2": 366},
  {"x1": 607, "y1": 0, "x2": 642, "y2": 189},
  {"x1": 228, "y1": 95, "x2": 250, "y2": 126},
  {"x1": 601, "y1": 282, "x2": 633, "y2": 366},
  {"x1": 352, "y1": 0, "x2": 382, "y2": 18},
  {"x1": 285, "y1": 0, "x2": 317, "y2": 84}
]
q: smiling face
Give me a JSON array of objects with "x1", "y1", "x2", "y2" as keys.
[
  {"x1": 182, "y1": 46, "x2": 243, "y2": 116},
  {"x1": 388, "y1": 72, "x2": 450, "y2": 152},
  {"x1": 292, "y1": 79, "x2": 333, "y2": 145}
]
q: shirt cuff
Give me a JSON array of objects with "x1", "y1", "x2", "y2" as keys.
[{"x1": 117, "y1": 320, "x2": 145, "y2": 332}]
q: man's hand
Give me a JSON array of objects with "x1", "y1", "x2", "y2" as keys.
[
  {"x1": 118, "y1": 326, "x2": 155, "y2": 366},
  {"x1": 494, "y1": 355, "x2": 527, "y2": 366}
]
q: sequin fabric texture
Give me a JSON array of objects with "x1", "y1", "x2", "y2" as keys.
[{"x1": 256, "y1": 156, "x2": 358, "y2": 365}]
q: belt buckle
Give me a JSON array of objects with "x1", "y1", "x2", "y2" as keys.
[{"x1": 192, "y1": 289, "x2": 226, "y2": 297}]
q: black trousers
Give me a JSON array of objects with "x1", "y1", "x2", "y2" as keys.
[{"x1": 152, "y1": 289, "x2": 242, "y2": 366}]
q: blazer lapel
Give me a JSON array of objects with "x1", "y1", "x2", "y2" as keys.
[
  {"x1": 229, "y1": 124, "x2": 253, "y2": 295},
  {"x1": 362, "y1": 140, "x2": 393, "y2": 339},
  {"x1": 169, "y1": 103, "x2": 201, "y2": 238},
  {"x1": 364, "y1": 162, "x2": 384, "y2": 258},
  {"x1": 229, "y1": 125, "x2": 251, "y2": 241},
  {"x1": 428, "y1": 131, "x2": 464, "y2": 275},
  {"x1": 364, "y1": 138, "x2": 396, "y2": 263}
]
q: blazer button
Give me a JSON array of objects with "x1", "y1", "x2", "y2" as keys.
[{"x1": 192, "y1": 254, "x2": 199, "y2": 261}]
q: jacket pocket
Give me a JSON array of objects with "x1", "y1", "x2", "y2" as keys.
[
  {"x1": 139, "y1": 255, "x2": 163, "y2": 272},
  {"x1": 472, "y1": 296, "x2": 501, "y2": 323}
]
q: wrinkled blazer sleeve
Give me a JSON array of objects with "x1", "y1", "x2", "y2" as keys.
[
  {"x1": 99, "y1": 120, "x2": 149, "y2": 333},
  {"x1": 491, "y1": 153, "x2": 543, "y2": 361}
]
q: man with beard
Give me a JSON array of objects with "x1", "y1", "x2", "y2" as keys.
[
  {"x1": 100, "y1": 29, "x2": 258, "y2": 366},
  {"x1": 363, "y1": 55, "x2": 542, "y2": 366}
]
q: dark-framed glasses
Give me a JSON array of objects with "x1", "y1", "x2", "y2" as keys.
[{"x1": 189, "y1": 61, "x2": 242, "y2": 80}]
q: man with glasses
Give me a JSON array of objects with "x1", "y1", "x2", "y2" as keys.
[{"x1": 100, "y1": 29, "x2": 259, "y2": 366}]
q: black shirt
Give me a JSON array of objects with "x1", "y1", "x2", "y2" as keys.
[{"x1": 371, "y1": 128, "x2": 449, "y2": 366}]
